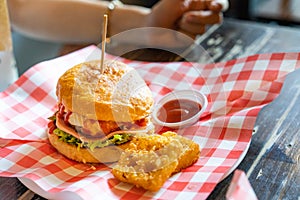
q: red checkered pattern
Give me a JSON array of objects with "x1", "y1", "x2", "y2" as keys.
[{"x1": 1, "y1": 45, "x2": 299, "y2": 200}]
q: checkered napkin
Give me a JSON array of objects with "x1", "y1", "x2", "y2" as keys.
[{"x1": 1, "y1": 45, "x2": 299, "y2": 200}]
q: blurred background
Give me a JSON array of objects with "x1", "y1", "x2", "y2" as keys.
[
  {"x1": 12, "y1": 0, "x2": 300, "y2": 75},
  {"x1": 226, "y1": 0, "x2": 300, "y2": 25}
]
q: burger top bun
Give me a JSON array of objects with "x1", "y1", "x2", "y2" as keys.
[{"x1": 56, "y1": 60, "x2": 154, "y2": 122}]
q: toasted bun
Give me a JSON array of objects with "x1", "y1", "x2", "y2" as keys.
[
  {"x1": 56, "y1": 60, "x2": 153, "y2": 122},
  {"x1": 47, "y1": 129, "x2": 130, "y2": 163}
]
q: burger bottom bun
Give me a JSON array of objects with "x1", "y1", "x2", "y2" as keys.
[{"x1": 47, "y1": 130, "x2": 130, "y2": 164}]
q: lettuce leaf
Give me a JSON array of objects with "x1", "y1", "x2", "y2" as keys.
[{"x1": 52, "y1": 128, "x2": 131, "y2": 151}]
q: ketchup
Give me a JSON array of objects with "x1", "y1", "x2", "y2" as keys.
[
  {"x1": 47, "y1": 121, "x2": 56, "y2": 134},
  {"x1": 58, "y1": 103, "x2": 72, "y2": 125},
  {"x1": 157, "y1": 99, "x2": 201, "y2": 123}
]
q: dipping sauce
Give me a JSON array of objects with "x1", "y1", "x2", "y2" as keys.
[{"x1": 157, "y1": 99, "x2": 202, "y2": 123}]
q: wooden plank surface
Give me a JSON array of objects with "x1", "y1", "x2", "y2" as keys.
[
  {"x1": 105, "y1": 19, "x2": 300, "y2": 63},
  {"x1": 193, "y1": 19, "x2": 300, "y2": 62}
]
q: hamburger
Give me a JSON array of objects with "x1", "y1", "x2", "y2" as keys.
[{"x1": 47, "y1": 60, "x2": 154, "y2": 163}]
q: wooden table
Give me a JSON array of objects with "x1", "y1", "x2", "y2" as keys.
[{"x1": 1, "y1": 18, "x2": 300, "y2": 200}]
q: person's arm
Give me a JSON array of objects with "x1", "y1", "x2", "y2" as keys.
[
  {"x1": 8, "y1": 0, "x2": 150, "y2": 43},
  {"x1": 8, "y1": 0, "x2": 229, "y2": 47}
]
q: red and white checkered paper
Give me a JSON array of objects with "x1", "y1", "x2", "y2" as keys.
[{"x1": 1, "y1": 45, "x2": 300, "y2": 200}]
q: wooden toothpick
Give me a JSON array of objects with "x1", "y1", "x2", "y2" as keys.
[{"x1": 100, "y1": 14, "x2": 108, "y2": 74}]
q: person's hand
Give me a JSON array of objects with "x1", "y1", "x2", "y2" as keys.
[
  {"x1": 146, "y1": 0, "x2": 228, "y2": 38},
  {"x1": 146, "y1": 0, "x2": 190, "y2": 29},
  {"x1": 115, "y1": 0, "x2": 229, "y2": 48},
  {"x1": 177, "y1": 0, "x2": 227, "y2": 38}
]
